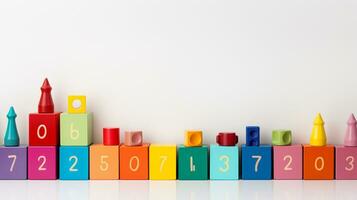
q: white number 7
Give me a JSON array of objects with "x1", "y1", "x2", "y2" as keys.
[
  {"x1": 8, "y1": 155, "x2": 17, "y2": 172},
  {"x1": 252, "y1": 155, "x2": 262, "y2": 172},
  {"x1": 159, "y1": 156, "x2": 168, "y2": 172}
]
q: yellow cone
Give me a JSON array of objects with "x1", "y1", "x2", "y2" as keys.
[{"x1": 309, "y1": 113, "x2": 327, "y2": 146}]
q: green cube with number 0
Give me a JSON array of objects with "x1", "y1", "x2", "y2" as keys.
[
  {"x1": 60, "y1": 113, "x2": 92, "y2": 146},
  {"x1": 178, "y1": 145, "x2": 208, "y2": 180}
]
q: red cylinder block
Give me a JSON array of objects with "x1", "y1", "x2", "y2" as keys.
[
  {"x1": 216, "y1": 132, "x2": 238, "y2": 146},
  {"x1": 103, "y1": 128, "x2": 120, "y2": 145}
]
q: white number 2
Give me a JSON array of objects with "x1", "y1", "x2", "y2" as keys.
[
  {"x1": 69, "y1": 156, "x2": 78, "y2": 172},
  {"x1": 283, "y1": 155, "x2": 293, "y2": 171},
  {"x1": 252, "y1": 155, "x2": 262, "y2": 172},
  {"x1": 8, "y1": 155, "x2": 17, "y2": 172},
  {"x1": 38, "y1": 156, "x2": 47, "y2": 171}
]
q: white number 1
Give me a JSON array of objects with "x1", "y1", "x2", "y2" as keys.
[{"x1": 252, "y1": 155, "x2": 262, "y2": 172}]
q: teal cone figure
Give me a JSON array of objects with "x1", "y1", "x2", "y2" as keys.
[{"x1": 4, "y1": 106, "x2": 20, "y2": 146}]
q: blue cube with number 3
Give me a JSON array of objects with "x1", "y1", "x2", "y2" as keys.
[
  {"x1": 60, "y1": 146, "x2": 89, "y2": 180},
  {"x1": 210, "y1": 145, "x2": 239, "y2": 180},
  {"x1": 241, "y1": 144, "x2": 272, "y2": 180}
]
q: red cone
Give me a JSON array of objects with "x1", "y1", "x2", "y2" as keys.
[{"x1": 38, "y1": 78, "x2": 54, "y2": 113}]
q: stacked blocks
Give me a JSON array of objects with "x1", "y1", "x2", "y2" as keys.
[
  {"x1": 59, "y1": 95, "x2": 91, "y2": 180},
  {"x1": 242, "y1": 126, "x2": 272, "y2": 180},
  {"x1": 210, "y1": 132, "x2": 239, "y2": 180},
  {"x1": 149, "y1": 144, "x2": 176, "y2": 180},
  {"x1": 272, "y1": 130, "x2": 302, "y2": 179},
  {"x1": 0, "y1": 107, "x2": 27, "y2": 180},
  {"x1": 335, "y1": 114, "x2": 357, "y2": 179},
  {"x1": 120, "y1": 131, "x2": 148, "y2": 179},
  {"x1": 28, "y1": 79, "x2": 58, "y2": 180},
  {"x1": 303, "y1": 113, "x2": 334, "y2": 180},
  {"x1": 178, "y1": 130, "x2": 208, "y2": 180}
]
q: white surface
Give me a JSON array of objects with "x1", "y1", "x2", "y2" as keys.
[
  {"x1": 0, "y1": 1, "x2": 357, "y2": 145},
  {"x1": 0, "y1": 180, "x2": 356, "y2": 200}
]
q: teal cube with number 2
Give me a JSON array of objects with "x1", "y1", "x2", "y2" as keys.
[
  {"x1": 60, "y1": 146, "x2": 89, "y2": 180},
  {"x1": 60, "y1": 113, "x2": 92, "y2": 146},
  {"x1": 210, "y1": 145, "x2": 239, "y2": 180},
  {"x1": 241, "y1": 144, "x2": 272, "y2": 180}
]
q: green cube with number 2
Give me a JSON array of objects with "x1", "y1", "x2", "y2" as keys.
[
  {"x1": 60, "y1": 113, "x2": 92, "y2": 146},
  {"x1": 178, "y1": 145, "x2": 208, "y2": 180}
]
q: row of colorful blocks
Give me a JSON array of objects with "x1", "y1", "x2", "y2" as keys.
[{"x1": 0, "y1": 144, "x2": 356, "y2": 180}]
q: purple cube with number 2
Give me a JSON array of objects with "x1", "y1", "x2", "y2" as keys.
[
  {"x1": 0, "y1": 146, "x2": 27, "y2": 179},
  {"x1": 28, "y1": 146, "x2": 57, "y2": 180}
]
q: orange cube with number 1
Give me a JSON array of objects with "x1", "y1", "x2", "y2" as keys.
[
  {"x1": 119, "y1": 144, "x2": 149, "y2": 180},
  {"x1": 90, "y1": 144, "x2": 119, "y2": 180}
]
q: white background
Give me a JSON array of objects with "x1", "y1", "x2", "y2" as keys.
[{"x1": 0, "y1": 0, "x2": 356, "y2": 146}]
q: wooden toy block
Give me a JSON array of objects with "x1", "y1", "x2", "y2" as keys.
[
  {"x1": 303, "y1": 145, "x2": 334, "y2": 180},
  {"x1": 149, "y1": 144, "x2": 176, "y2": 180},
  {"x1": 216, "y1": 132, "x2": 238, "y2": 146},
  {"x1": 68, "y1": 95, "x2": 86, "y2": 114},
  {"x1": 241, "y1": 144, "x2": 272, "y2": 180},
  {"x1": 60, "y1": 113, "x2": 92, "y2": 146},
  {"x1": 209, "y1": 144, "x2": 239, "y2": 180},
  {"x1": 119, "y1": 144, "x2": 149, "y2": 180},
  {"x1": 0, "y1": 146, "x2": 27, "y2": 179},
  {"x1": 310, "y1": 113, "x2": 327, "y2": 146},
  {"x1": 246, "y1": 126, "x2": 260, "y2": 146},
  {"x1": 178, "y1": 145, "x2": 208, "y2": 180},
  {"x1": 59, "y1": 146, "x2": 89, "y2": 180},
  {"x1": 29, "y1": 113, "x2": 60, "y2": 146},
  {"x1": 124, "y1": 131, "x2": 143, "y2": 146},
  {"x1": 103, "y1": 128, "x2": 120, "y2": 145},
  {"x1": 273, "y1": 145, "x2": 302, "y2": 179},
  {"x1": 90, "y1": 144, "x2": 119, "y2": 180},
  {"x1": 28, "y1": 146, "x2": 57, "y2": 180},
  {"x1": 335, "y1": 146, "x2": 357, "y2": 180},
  {"x1": 272, "y1": 130, "x2": 292, "y2": 146},
  {"x1": 184, "y1": 130, "x2": 202, "y2": 147}
]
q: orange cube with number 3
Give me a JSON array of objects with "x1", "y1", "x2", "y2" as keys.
[
  {"x1": 90, "y1": 144, "x2": 119, "y2": 180},
  {"x1": 119, "y1": 144, "x2": 149, "y2": 180},
  {"x1": 303, "y1": 145, "x2": 334, "y2": 180}
]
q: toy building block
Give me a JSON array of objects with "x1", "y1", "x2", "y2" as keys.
[
  {"x1": 28, "y1": 146, "x2": 57, "y2": 180},
  {"x1": 29, "y1": 78, "x2": 60, "y2": 146},
  {"x1": 241, "y1": 144, "x2": 272, "y2": 180},
  {"x1": 178, "y1": 145, "x2": 208, "y2": 180},
  {"x1": 149, "y1": 144, "x2": 176, "y2": 180},
  {"x1": 38, "y1": 78, "x2": 54, "y2": 113},
  {"x1": 4, "y1": 107, "x2": 20, "y2": 147},
  {"x1": 216, "y1": 132, "x2": 238, "y2": 146},
  {"x1": 124, "y1": 131, "x2": 143, "y2": 146},
  {"x1": 303, "y1": 145, "x2": 334, "y2": 180},
  {"x1": 0, "y1": 146, "x2": 27, "y2": 179},
  {"x1": 59, "y1": 146, "x2": 89, "y2": 180},
  {"x1": 119, "y1": 144, "x2": 149, "y2": 180},
  {"x1": 90, "y1": 144, "x2": 119, "y2": 180},
  {"x1": 68, "y1": 95, "x2": 86, "y2": 114},
  {"x1": 210, "y1": 144, "x2": 239, "y2": 180},
  {"x1": 184, "y1": 130, "x2": 202, "y2": 147},
  {"x1": 335, "y1": 114, "x2": 357, "y2": 180},
  {"x1": 310, "y1": 113, "x2": 327, "y2": 146},
  {"x1": 273, "y1": 145, "x2": 302, "y2": 179},
  {"x1": 272, "y1": 130, "x2": 292, "y2": 146},
  {"x1": 246, "y1": 126, "x2": 260, "y2": 146},
  {"x1": 60, "y1": 113, "x2": 92, "y2": 146},
  {"x1": 103, "y1": 128, "x2": 120, "y2": 145}
]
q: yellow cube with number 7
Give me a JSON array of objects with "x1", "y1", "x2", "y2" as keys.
[
  {"x1": 149, "y1": 144, "x2": 176, "y2": 180},
  {"x1": 68, "y1": 95, "x2": 86, "y2": 114}
]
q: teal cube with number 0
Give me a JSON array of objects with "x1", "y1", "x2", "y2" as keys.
[
  {"x1": 59, "y1": 146, "x2": 89, "y2": 180},
  {"x1": 210, "y1": 144, "x2": 239, "y2": 180}
]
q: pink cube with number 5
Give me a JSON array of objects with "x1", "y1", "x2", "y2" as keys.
[
  {"x1": 273, "y1": 145, "x2": 302, "y2": 179},
  {"x1": 28, "y1": 146, "x2": 57, "y2": 180},
  {"x1": 335, "y1": 146, "x2": 357, "y2": 180}
]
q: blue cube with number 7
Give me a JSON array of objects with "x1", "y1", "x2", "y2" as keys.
[
  {"x1": 60, "y1": 146, "x2": 89, "y2": 180},
  {"x1": 241, "y1": 144, "x2": 272, "y2": 180},
  {"x1": 210, "y1": 144, "x2": 239, "y2": 180}
]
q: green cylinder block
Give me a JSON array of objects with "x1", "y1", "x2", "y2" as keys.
[{"x1": 272, "y1": 130, "x2": 292, "y2": 146}]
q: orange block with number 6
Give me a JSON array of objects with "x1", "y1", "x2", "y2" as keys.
[
  {"x1": 90, "y1": 144, "x2": 119, "y2": 180},
  {"x1": 119, "y1": 144, "x2": 149, "y2": 180},
  {"x1": 303, "y1": 145, "x2": 334, "y2": 180}
]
